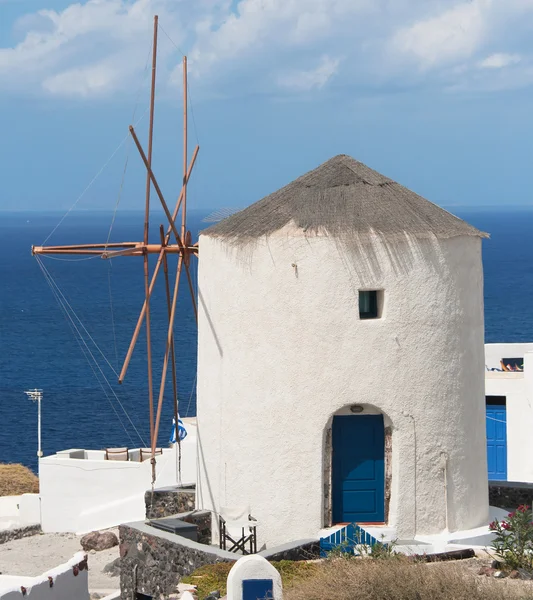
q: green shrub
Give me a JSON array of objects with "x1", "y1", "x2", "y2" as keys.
[{"x1": 489, "y1": 504, "x2": 533, "y2": 571}]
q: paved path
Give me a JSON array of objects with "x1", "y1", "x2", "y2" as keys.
[{"x1": 0, "y1": 529, "x2": 119, "y2": 594}]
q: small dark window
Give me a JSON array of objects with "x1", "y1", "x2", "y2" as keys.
[
  {"x1": 486, "y1": 396, "x2": 506, "y2": 406},
  {"x1": 136, "y1": 594, "x2": 153, "y2": 600},
  {"x1": 359, "y1": 290, "x2": 381, "y2": 319}
]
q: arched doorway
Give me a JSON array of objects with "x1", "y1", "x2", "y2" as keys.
[{"x1": 332, "y1": 414, "x2": 385, "y2": 523}]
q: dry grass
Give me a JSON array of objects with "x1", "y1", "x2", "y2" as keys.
[
  {"x1": 0, "y1": 464, "x2": 39, "y2": 496},
  {"x1": 284, "y1": 558, "x2": 532, "y2": 600}
]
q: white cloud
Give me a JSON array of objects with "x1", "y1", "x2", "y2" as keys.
[
  {"x1": 42, "y1": 63, "x2": 117, "y2": 97},
  {"x1": 391, "y1": 1, "x2": 489, "y2": 69},
  {"x1": 188, "y1": 0, "x2": 373, "y2": 76},
  {"x1": 0, "y1": 0, "x2": 187, "y2": 97},
  {"x1": 278, "y1": 55, "x2": 341, "y2": 91},
  {"x1": 2, "y1": 0, "x2": 533, "y2": 99},
  {"x1": 479, "y1": 53, "x2": 521, "y2": 69}
]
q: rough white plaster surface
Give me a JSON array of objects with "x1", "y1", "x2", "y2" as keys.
[
  {"x1": 0, "y1": 551, "x2": 88, "y2": 599},
  {"x1": 39, "y1": 420, "x2": 197, "y2": 533},
  {"x1": 196, "y1": 228, "x2": 488, "y2": 547},
  {"x1": 227, "y1": 555, "x2": 282, "y2": 600},
  {"x1": 485, "y1": 347, "x2": 533, "y2": 482}
]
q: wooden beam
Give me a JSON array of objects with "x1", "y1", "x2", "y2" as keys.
[
  {"x1": 152, "y1": 254, "x2": 183, "y2": 453},
  {"x1": 160, "y1": 225, "x2": 179, "y2": 443},
  {"x1": 34, "y1": 242, "x2": 138, "y2": 251},
  {"x1": 144, "y1": 13, "x2": 159, "y2": 449},
  {"x1": 182, "y1": 56, "x2": 188, "y2": 241},
  {"x1": 129, "y1": 126, "x2": 185, "y2": 250},
  {"x1": 101, "y1": 245, "x2": 186, "y2": 259}
]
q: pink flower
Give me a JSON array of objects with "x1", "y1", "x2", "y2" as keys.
[
  {"x1": 509, "y1": 512, "x2": 516, "y2": 519},
  {"x1": 502, "y1": 521, "x2": 511, "y2": 530},
  {"x1": 489, "y1": 521, "x2": 498, "y2": 531}
]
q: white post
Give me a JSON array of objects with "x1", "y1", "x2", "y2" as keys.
[
  {"x1": 37, "y1": 393, "x2": 42, "y2": 459},
  {"x1": 24, "y1": 389, "x2": 43, "y2": 460}
]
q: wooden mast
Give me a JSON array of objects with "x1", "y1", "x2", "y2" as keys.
[
  {"x1": 32, "y1": 19, "x2": 199, "y2": 483},
  {"x1": 182, "y1": 56, "x2": 188, "y2": 241}
]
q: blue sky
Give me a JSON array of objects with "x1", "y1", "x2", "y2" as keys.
[{"x1": 1, "y1": 0, "x2": 533, "y2": 212}]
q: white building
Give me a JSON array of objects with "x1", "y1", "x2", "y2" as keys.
[
  {"x1": 38, "y1": 423, "x2": 197, "y2": 533},
  {"x1": 485, "y1": 344, "x2": 533, "y2": 483},
  {"x1": 196, "y1": 154, "x2": 490, "y2": 548},
  {"x1": 0, "y1": 420, "x2": 197, "y2": 535}
]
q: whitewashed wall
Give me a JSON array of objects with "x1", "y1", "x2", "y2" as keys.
[
  {"x1": 197, "y1": 229, "x2": 488, "y2": 548},
  {"x1": 0, "y1": 497, "x2": 20, "y2": 530},
  {"x1": 39, "y1": 421, "x2": 197, "y2": 533},
  {"x1": 485, "y1": 343, "x2": 533, "y2": 370},
  {"x1": 485, "y1": 348, "x2": 533, "y2": 482},
  {"x1": 0, "y1": 495, "x2": 40, "y2": 531},
  {"x1": 0, "y1": 552, "x2": 88, "y2": 600}
]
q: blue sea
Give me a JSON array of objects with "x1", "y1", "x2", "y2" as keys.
[{"x1": 1, "y1": 207, "x2": 532, "y2": 472}]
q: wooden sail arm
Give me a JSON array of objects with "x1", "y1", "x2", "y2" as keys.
[
  {"x1": 100, "y1": 244, "x2": 195, "y2": 258},
  {"x1": 32, "y1": 243, "x2": 190, "y2": 257},
  {"x1": 129, "y1": 126, "x2": 186, "y2": 252},
  {"x1": 118, "y1": 146, "x2": 199, "y2": 385}
]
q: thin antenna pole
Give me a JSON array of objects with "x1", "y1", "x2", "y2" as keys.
[
  {"x1": 181, "y1": 56, "x2": 188, "y2": 240},
  {"x1": 24, "y1": 389, "x2": 43, "y2": 461},
  {"x1": 144, "y1": 14, "x2": 158, "y2": 447}
]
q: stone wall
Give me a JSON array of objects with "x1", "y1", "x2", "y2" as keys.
[
  {"x1": 145, "y1": 485, "x2": 196, "y2": 520},
  {"x1": 489, "y1": 481, "x2": 533, "y2": 511},
  {"x1": 119, "y1": 521, "x2": 236, "y2": 599},
  {"x1": 0, "y1": 524, "x2": 41, "y2": 545},
  {"x1": 177, "y1": 511, "x2": 211, "y2": 545}
]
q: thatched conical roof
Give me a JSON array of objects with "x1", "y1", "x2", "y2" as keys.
[{"x1": 203, "y1": 154, "x2": 487, "y2": 242}]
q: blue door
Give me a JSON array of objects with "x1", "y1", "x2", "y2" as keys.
[
  {"x1": 486, "y1": 404, "x2": 507, "y2": 480},
  {"x1": 332, "y1": 415, "x2": 385, "y2": 523}
]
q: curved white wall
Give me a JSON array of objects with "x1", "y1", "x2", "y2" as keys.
[{"x1": 196, "y1": 228, "x2": 488, "y2": 548}]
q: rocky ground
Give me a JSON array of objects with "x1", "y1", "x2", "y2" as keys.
[{"x1": 0, "y1": 529, "x2": 120, "y2": 597}]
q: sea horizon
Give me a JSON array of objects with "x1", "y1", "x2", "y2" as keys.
[{"x1": 1, "y1": 206, "x2": 532, "y2": 471}]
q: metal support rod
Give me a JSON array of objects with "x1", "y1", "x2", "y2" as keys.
[
  {"x1": 143, "y1": 14, "x2": 159, "y2": 446},
  {"x1": 118, "y1": 145, "x2": 199, "y2": 384}
]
